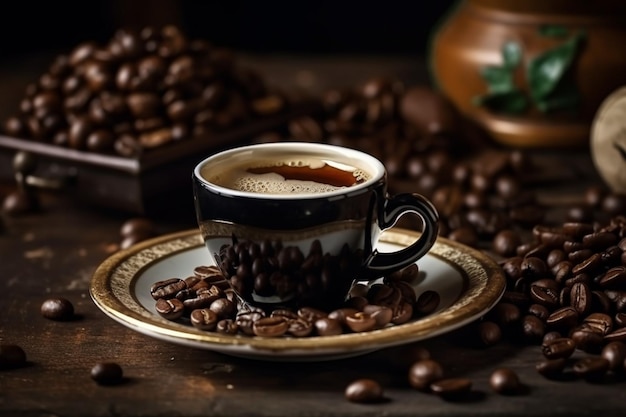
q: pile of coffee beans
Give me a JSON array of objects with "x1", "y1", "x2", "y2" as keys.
[
  {"x1": 452, "y1": 212, "x2": 626, "y2": 383},
  {"x1": 149, "y1": 262, "x2": 436, "y2": 338},
  {"x1": 2, "y1": 25, "x2": 291, "y2": 157}
]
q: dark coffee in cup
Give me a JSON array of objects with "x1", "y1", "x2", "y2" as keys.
[
  {"x1": 199, "y1": 149, "x2": 372, "y2": 195},
  {"x1": 193, "y1": 142, "x2": 439, "y2": 310}
]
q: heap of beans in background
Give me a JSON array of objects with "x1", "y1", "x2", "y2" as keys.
[
  {"x1": 483, "y1": 212, "x2": 626, "y2": 381},
  {"x1": 251, "y1": 77, "x2": 548, "y2": 249},
  {"x1": 2, "y1": 25, "x2": 291, "y2": 157}
]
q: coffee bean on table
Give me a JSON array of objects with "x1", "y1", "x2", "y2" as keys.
[
  {"x1": 601, "y1": 341, "x2": 626, "y2": 371},
  {"x1": 408, "y1": 359, "x2": 444, "y2": 391},
  {"x1": 572, "y1": 357, "x2": 609, "y2": 381},
  {"x1": 344, "y1": 379, "x2": 384, "y2": 403},
  {"x1": 91, "y1": 362, "x2": 124, "y2": 385},
  {"x1": 41, "y1": 297, "x2": 75, "y2": 321},
  {"x1": 429, "y1": 378, "x2": 472, "y2": 398},
  {"x1": 0, "y1": 344, "x2": 27, "y2": 370},
  {"x1": 536, "y1": 358, "x2": 567, "y2": 379},
  {"x1": 477, "y1": 321, "x2": 502, "y2": 347},
  {"x1": 489, "y1": 368, "x2": 521, "y2": 395},
  {"x1": 541, "y1": 337, "x2": 576, "y2": 360}
]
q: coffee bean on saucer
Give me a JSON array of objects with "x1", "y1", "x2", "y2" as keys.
[
  {"x1": 344, "y1": 378, "x2": 384, "y2": 403},
  {"x1": 489, "y1": 368, "x2": 521, "y2": 395},
  {"x1": 91, "y1": 362, "x2": 124, "y2": 385},
  {"x1": 41, "y1": 297, "x2": 75, "y2": 321},
  {"x1": 0, "y1": 344, "x2": 27, "y2": 370}
]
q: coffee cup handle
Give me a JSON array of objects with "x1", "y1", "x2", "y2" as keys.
[{"x1": 361, "y1": 193, "x2": 439, "y2": 280}]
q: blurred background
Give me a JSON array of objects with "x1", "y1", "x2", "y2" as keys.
[{"x1": 0, "y1": 0, "x2": 456, "y2": 60}]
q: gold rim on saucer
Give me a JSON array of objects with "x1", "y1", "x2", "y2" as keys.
[{"x1": 90, "y1": 228, "x2": 505, "y2": 358}]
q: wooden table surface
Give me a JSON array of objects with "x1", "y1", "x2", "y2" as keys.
[{"x1": 1, "y1": 54, "x2": 624, "y2": 417}]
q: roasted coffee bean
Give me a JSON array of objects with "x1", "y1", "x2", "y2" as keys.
[
  {"x1": 235, "y1": 310, "x2": 264, "y2": 335},
  {"x1": 570, "y1": 282, "x2": 592, "y2": 315},
  {"x1": 430, "y1": 378, "x2": 472, "y2": 398},
  {"x1": 314, "y1": 317, "x2": 343, "y2": 336},
  {"x1": 492, "y1": 230, "x2": 522, "y2": 257},
  {"x1": 209, "y1": 298, "x2": 235, "y2": 319},
  {"x1": 536, "y1": 358, "x2": 567, "y2": 379},
  {"x1": 546, "y1": 306, "x2": 579, "y2": 330},
  {"x1": 528, "y1": 303, "x2": 550, "y2": 321},
  {"x1": 542, "y1": 331, "x2": 562, "y2": 344},
  {"x1": 572, "y1": 253, "x2": 603, "y2": 276},
  {"x1": 546, "y1": 250, "x2": 567, "y2": 269},
  {"x1": 604, "y1": 327, "x2": 626, "y2": 343},
  {"x1": 345, "y1": 312, "x2": 377, "y2": 333},
  {"x1": 408, "y1": 359, "x2": 444, "y2": 391},
  {"x1": 253, "y1": 316, "x2": 288, "y2": 337},
  {"x1": 583, "y1": 232, "x2": 619, "y2": 250},
  {"x1": 216, "y1": 319, "x2": 239, "y2": 335},
  {"x1": 478, "y1": 321, "x2": 502, "y2": 347},
  {"x1": 529, "y1": 284, "x2": 559, "y2": 309},
  {"x1": 155, "y1": 298, "x2": 184, "y2": 320},
  {"x1": 286, "y1": 318, "x2": 314, "y2": 337},
  {"x1": 0, "y1": 344, "x2": 27, "y2": 370},
  {"x1": 522, "y1": 315, "x2": 545, "y2": 343},
  {"x1": 362, "y1": 305, "x2": 393, "y2": 328},
  {"x1": 599, "y1": 266, "x2": 626, "y2": 289},
  {"x1": 40, "y1": 297, "x2": 75, "y2": 321},
  {"x1": 601, "y1": 341, "x2": 626, "y2": 371},
  {"x1": 571, "y1": 328, "x2": 604, "y2": 353},
  {"x1": 391, "y1": 301, "x2": 414, "y2": 325},
  {"x1": 414, "y1": 290, "x2": 440, "y2": 315},
  {"x1": 489, "y1": 368, "x2": 521, "y2": 395},
  {"x1": 298, "y1": 307, "x2": 327, "y2": 323},
  {"x1": 193, "y1": 265, "x2": 224, "y2": 278},
  {"x1": 573, "y1": 357, "x2": 609, "y2": 381},
  {"x1": 447, "y1": 227, "x2": 479, "y2": 247},
  {"x1": 520, "y1": 257, "x2": 548, "y2": 281},
  {"x1": 328, "y1": 308, "x2": 359, "y2": 325},
  {"x1": 182, "y1": 291, "x2": 219, "y2": 311},
  {"x1": 344, "y1": 379, "x2": 384, "y2": 404},
  {"x1": 489, "y1": 302, "x2": 521, "y2": 326},
  {"x1": 91, "y1": 362, "x2": 124, "y2": 385},
  {"x1": 190, "y1": 308, "x2": 218, "y2": 330},
  {"x1": 541, "y1": 337, "x2": 576, "y2": 359},
  {"x1": 150, "y1": 278, "x2": 187, "y2": 300},
  {"x1": 582, "y1": 313, "x2": 613, "y2": 335},
  {"x1": 615, "y1": 313, "x2": 626, "y2": 328}
]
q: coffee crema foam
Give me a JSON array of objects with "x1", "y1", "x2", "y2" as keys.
[{"x1": 205, "y1": 158, "x2": 370, "y2": 195}]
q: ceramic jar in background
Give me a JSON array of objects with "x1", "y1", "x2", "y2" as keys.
[{"x1": 429, "y1": 0, "x2": 626, "y2": 148}]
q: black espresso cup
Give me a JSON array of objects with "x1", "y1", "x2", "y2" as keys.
[{"x1": 192, "y1": 142, "x2": 439, "y2": 310}]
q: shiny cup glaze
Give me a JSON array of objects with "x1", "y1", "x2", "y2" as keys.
[{"x1": 193, "y1": 142, "x2": 439, "y2": 310}]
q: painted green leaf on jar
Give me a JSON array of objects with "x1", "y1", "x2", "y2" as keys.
[{"x1": 527, "y1": 32, "x2": 586, "y2": 102}]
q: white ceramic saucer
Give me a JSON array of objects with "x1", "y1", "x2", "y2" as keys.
[{"x1": 90, "y1": 228, "x2": 505, "y2": 361}]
